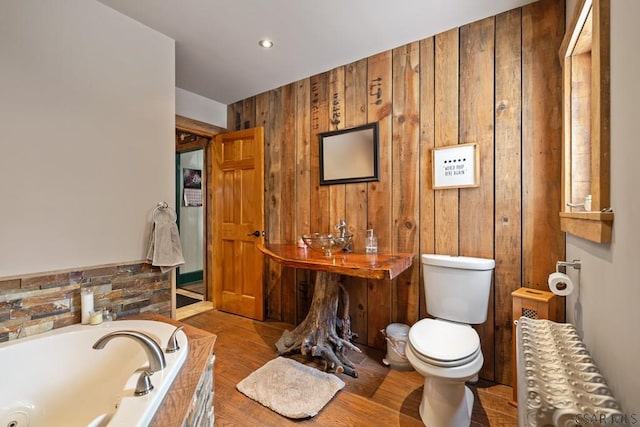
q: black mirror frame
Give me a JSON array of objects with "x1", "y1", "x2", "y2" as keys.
[{"x1": 318, "y1": 122, "x2": 380, "y2": 186}]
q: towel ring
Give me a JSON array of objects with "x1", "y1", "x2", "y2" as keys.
[{"x1": 152, "y1": 201, "x2": 177, "y2": 222}]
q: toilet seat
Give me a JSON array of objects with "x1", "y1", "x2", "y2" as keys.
[{"x1": 408, "y1": 319, "x2": 480, "y2": 367}]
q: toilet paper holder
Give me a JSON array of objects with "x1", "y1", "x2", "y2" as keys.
[{"x1": 556, "y1": 259, "x2": 581, "y2": 273}]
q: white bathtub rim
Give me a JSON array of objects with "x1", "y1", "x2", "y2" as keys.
[{"x1": 0, "y1": 319, "x2": 189, "y2": 427}]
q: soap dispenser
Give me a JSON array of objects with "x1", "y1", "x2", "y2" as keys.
[{"x1": 365, "y1": 229, "x2": 378, "y2": 254}]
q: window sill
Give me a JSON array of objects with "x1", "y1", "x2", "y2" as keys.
[{"x1": 559, "y1": 211, "x2": 614, "y2": 243}]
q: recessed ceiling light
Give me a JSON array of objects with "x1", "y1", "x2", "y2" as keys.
[{"x1": 258, "y1": 39, "x2": 274, "y2": 49}]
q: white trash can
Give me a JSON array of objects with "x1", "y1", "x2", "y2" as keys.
[{"x1": 381, "y1": 323, "x2": 413, "y2": 371}]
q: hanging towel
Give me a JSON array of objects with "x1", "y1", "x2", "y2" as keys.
[{"x1": 146, "y1": 219, "x2": 185, "y2": 273}]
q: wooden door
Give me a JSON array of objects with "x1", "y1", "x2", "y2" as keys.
[{"x1": 212, "y1": 127, "x2": 265, "y2": 320}]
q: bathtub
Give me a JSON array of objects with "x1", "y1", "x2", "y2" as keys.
[{"x1": 0, "y1": 319, "x2": 188, "y2": 427}]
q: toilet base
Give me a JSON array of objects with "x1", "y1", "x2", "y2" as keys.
[{"x1": 418, "y1": 377, "x2": 474, "y2": 427}]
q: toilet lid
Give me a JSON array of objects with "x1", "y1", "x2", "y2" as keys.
[{"x1": 409, "y1": 319, "x2": 480, "y2": 366}]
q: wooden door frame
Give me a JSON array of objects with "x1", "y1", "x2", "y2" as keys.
[{"x1": 175, "y1": 115, "x2": 225, "y2": 305}]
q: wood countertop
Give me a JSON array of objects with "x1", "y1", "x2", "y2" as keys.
[
  {"x1": 129, "y1": 313, "x2": 216, "y2": 427},
  {"x1": 258, "y1": 243, "x2": 414, "y2": 280}
]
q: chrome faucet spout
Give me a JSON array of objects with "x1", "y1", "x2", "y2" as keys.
[
  {"x1": 334, "y1": 219, "x2": 353, "y2": 252},
  {"x1": 93, "y1": 330, "x2": 166, "y2": 372},
  {"x1": 335, "y1": 219, "x2": 347, "y2": 237}
]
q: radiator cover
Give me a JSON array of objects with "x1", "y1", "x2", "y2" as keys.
[{"x1": 516, "y1": 317, "x2": 624, "y2": 426}]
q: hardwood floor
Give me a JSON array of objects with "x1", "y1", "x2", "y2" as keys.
[{"x1": 181, "y1": 310, "x2": 518, "y2": 426}]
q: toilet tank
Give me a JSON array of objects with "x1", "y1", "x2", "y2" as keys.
[{"x1": 422, "y1": 254, "x2": 495, "y2": 324}]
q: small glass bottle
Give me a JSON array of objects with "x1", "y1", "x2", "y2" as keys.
[
  {"x1": 102, "y1": 307, "x2": 116, "y2": 321},
  {"x1": 584, "y1": 194, "x2": 592, "y2": 211},
  {"x1": 365, "y1": 229, "x2": 378, "y2": 254}
]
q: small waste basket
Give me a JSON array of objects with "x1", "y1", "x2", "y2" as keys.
[{"x1": 381, "y1": 323, "x2": 413, "y2": 371}]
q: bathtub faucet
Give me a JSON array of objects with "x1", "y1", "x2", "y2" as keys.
[{"x1": 92, "y1": 330, "x2": 167, "y2": 396}]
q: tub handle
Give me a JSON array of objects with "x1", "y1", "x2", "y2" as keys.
[
  {"x1": 135, "y1": 370, "x2": 155, "y2": 396},
  {"x1": 166, "y1": 325, "x2": 184, "y2": 353}
]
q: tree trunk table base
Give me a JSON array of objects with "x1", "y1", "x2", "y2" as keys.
[
  {"x1": 274, "y1": 271, "x2": 361, "y2": 377},
  {"x1": 258, "y1": 243, "x2": 414, "y2": 379}
]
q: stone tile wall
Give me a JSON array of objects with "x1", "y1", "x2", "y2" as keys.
[
  {"x1": 0, "y1": 262, "x2": 171, "y2": 342},
  {"x1": 183, "y1": 354, "x2": 215, "y2": 427}
]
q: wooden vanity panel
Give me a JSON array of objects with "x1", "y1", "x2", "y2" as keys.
[
  {"x1": 310, "y1": 72, "x2": 331, "y2": 233},
  {"x1": 522, "y1": 0, "x2": 565, "y2": 323},
  {"x1": 494, "y1": 8, "x2": 524, "y2": 386},
  {"x1": 366, "y1": 50, "x2": 394, "y2": 348},
  {"x1": 392, "y1": 41, "x2": 420, "y2": 325},
  {"x1": 344, "y1": 58, "x2": 369, "y2": 253},
  {"x1": 344, "y1": 58, "x2": 370, "y2": 344},
  {"x1": 460, "y1": 15, "x2": 497, "y2": 382},
  {"x1": 434, "y1": 28, "x2": 460, "y2": 256},
  {"x1": 328, "y1": 66, "x2": 347, "y2": 230},
  {"x1": 280, "y1": 83, "x2": 297, "y2": 325},
  {"x1": 295, "y1": 78, "x2": 312, "y2": 326},
  {"x1": 256, "y1": 91, "x2": 282, "y2": 321},
  {"x1": 258, "y1": 244, "x2": 414, "y2": 281},
  {"x1": 418, "y1": 37, "x2": 436, "y2": 321}
]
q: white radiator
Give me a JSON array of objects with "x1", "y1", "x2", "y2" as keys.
[{"x1": 516, "y1": 317, "x2": 624, "y2": 426}]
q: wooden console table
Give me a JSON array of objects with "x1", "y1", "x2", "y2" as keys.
[{"x1": 258, "y1": 243, "x2": 413, "y2": 377}]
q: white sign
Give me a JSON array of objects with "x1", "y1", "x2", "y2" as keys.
[{"x1": 432, "y1": 143, "x2": 479, "y2": 189}]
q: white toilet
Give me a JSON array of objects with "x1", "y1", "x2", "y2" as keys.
[{"x1": 405, "y1": 254, "x2": 495, "y2": 427}]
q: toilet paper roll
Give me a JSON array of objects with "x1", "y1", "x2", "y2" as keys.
[{"x1": 548, "y1": 272, "x2": 575, "y2": 296}]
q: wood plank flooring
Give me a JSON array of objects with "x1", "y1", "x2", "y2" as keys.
[{"x1": 181, "y1": 310, "x2": 518, "y2": 426}]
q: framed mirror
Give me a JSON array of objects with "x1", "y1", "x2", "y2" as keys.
[{"x1": 319, "y1": 122, "x2": 379, "y2": 185}]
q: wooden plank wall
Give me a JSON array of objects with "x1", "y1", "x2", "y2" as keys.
[{"x1": 227, "y1": 0, "x2": 564, "y2": 385}]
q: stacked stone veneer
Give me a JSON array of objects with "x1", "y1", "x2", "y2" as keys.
[
  {"x1": 183, "y1": 354, "x2": 215, "y2": 427},
  {"x1": 0, "y1": 262, "x2": 171, "y2": 342}
]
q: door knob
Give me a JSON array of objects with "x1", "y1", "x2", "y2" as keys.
[{"x1": 248, "y1": 230, "x2": 261, "y2": 237}]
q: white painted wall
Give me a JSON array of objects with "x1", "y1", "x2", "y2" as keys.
[
  {"x1": 176, "y1": 87, "x2": 227, "y2": 128},
  {"x1": 0, "y1": 0, "x2": 175, "y2": 277},
  {"x1": 565, "y1": 0, "x2": 640, "y2": 413}
]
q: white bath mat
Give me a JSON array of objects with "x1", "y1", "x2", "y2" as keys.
[{"x1": 236, "y1": 357, "x2": 345, "y2": 419}]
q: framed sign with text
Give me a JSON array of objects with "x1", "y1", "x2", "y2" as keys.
[{"x1": 432, "y1": 143, "x2": 479, "y2": 189}]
